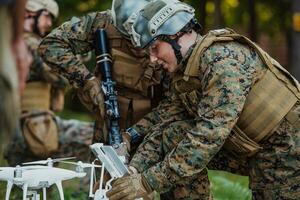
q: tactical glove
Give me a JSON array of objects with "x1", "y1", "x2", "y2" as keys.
[
  {"x1": 106, "y1": 173, "x2": 153, "y2": 200},
  {"x1": 77, "y1": 77, "x2": 105, "y2": 119}
]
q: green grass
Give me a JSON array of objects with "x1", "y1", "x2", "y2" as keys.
[
  {"x1": 56, "y1": 109, "x2": 94, "y2": 122},
  {"x1": 0, "y1": 109, "x2": 252, "y2": 199}
]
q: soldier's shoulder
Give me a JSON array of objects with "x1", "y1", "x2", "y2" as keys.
[
  {"x1": 202, "y1": 40, "x2": 247, "y2": 60},
  {"x1": 61, "y1": 10, "x2": 111, "y2": 31},
  {"x1": 68, "y1": 10, "x2": 111, "y2": 24}
]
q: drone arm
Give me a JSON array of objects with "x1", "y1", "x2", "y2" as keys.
[
  {"x1": 5, "y1": 181, "x2": 13, "y2": 200},
  {"x1": 89, "y1": 163, "x2": 95, "y2": 198},
  {"x1": 99, "y1": 163, "x2": 105, "y2": 190},
  {"x1": 43, "y1": 187, "x2": 47, "y2": 200},
  {"x1": 22, "y1": 183, "x2": 28, "y2": 200},
  {"x1": 56, "y1": 181, "x2": 64, "y2": 200}
]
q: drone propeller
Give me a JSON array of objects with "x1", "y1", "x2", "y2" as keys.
[
  {"x1": 22, "y1": 157, "x2": 76, "y2": 166},
  {"x1": 0, "y1": 167, "x2": 13, "y2": 171},
  {"x1": 60, "y1": 161, "x2": 102, "y2": 168}
]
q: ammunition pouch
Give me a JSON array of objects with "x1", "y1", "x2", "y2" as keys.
[
  {"x1": 111, "y1": 49, "x2": 160, "y2": 97},
  {"x1": 21, "y1": 111, "x2": 58, "y2": 158},
  {"x1": 106, "y1": 24, "x2": 162, "y2": 97},
  {"x1": 118, "y1": 93, "x2": 152, "y2": 129}
]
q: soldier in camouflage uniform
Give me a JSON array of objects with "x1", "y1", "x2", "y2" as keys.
[
  {"x1": 5, "y1": 0, "x2": 94, "y2": 166},
  {"x1": 0, "y1": 0, "x2": 31, "y2": 152},
  {"x1": 38, "y1": 0, "x2": 167, "y2": 148},
  {"x1": 107, "y1": 0, "x2": 300, "y2": 200}
]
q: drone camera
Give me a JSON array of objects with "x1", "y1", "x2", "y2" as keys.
[
  {"x1": 75, "y1": 165, "x2": 84, "y2": 173},
  {"x1": 38, "y1": 181, "x2": 49, "y2": 188}
]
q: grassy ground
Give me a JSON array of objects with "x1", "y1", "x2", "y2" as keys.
[{"x1": 0, "y1": 108, "x2": 252, "y2": 199}]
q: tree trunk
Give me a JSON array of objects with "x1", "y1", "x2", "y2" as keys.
[
  {"x1": 291, "y1": 0, "x2": 300, "y2": 80},
  {"x1": 248, "y1": 0, "x2": 257, "y2": 41},
  {"x1": 214, "y1": 0, "x2": 224, "y2": 28},
  {"x1": 199, "y1": 0, "x2": 207, "y2": 34}
]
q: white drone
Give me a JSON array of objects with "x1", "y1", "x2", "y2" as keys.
[
  {"x1": 0, "y1": 157, "x2": 87, "y2": 200},
  {"x1": 0, "y1": 143, "x2": 133, "y2": 200}
]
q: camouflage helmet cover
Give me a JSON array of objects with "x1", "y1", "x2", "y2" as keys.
[
  {"x1": 111, "y1": 0, "x2": 153, "y2": 37},
  {"x1": 129, "y1": 0, "x2": 195, "y2": 48},
  {"x1": 26, "y1": 0, "x2": 59, "y2": 18}
]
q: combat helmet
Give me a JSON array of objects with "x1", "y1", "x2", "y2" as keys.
[
  {"x1": 26, "y1": 0, "x2": 59, "y2": 19},
  {"x1": 111, "y1": 0, "x2": 153, "y2": 37},
  {"x1": 128, "y1": 0, "x2": 201, "y2": 64}
]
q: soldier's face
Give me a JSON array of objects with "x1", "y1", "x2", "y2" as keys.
[
  {"x1": 37, "y1": 11, "x2": 53, "y2": 37},
  {"x1": 24, "y1": 12, "x2": 35, "y2": 32},
  {"x1": 148, "y1": 40, "x2": 179, "y2": 73}
]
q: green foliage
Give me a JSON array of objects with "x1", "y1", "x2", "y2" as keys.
[
  {"x1": 184, "y1": 0, "x2": 291, "y2": 38},
  {"x1": 208, "y1": 170, "x2": 252, "y2": 200},
  {"x1": 56, "y1": 0, "x2": 112, "y2": 23}
]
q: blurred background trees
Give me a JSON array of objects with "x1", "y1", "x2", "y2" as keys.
[
  {"x1": 1, "y1": 1, "x2": 299, "y2": 199},
  {"x1": 57, "y1": 0, "x2": 300, "y2": 79}
]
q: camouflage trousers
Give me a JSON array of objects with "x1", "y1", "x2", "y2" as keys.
[
  {"x1": 4, "y1": 116, "x2": 94, "y2": 166},
  {"x1": 130, "y1": 119, "x2": 211, "y2": 200}
]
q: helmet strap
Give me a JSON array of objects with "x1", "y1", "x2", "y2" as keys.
[{"x1": 160, "y1": 35, "x2": 183, "y2": 64}]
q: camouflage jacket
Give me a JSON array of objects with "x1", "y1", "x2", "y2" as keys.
[
  {"x1": 24, "y1": 32, "x2": 68, "y2": 88},
  {"x1": 38, "y1": 11, "x2": 163, "y2": 91},
  {"x1": 138, "y1": 38, "x2": 300, "y2": 192}
]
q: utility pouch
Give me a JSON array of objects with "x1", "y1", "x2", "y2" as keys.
[
  {"x1": 50, "y1": 87, "x2": 65, "y2": 112},
  {"x1": 111, "y1": 49, "x2": 145, "y2": 90},
  {"x1": 118, "y1": 95, "x2": 131, "y2": 129},
  {"x1": 22, "y1": 112, "x2": 58, "y2": 157},
  {"x1": 118, "y1": 95, "x2": 152, "y2": 129},
  {"x1": 224, "y1": 126, "x2": 262, "y2": 157},
  {"x1": 285, "y1": 103, "x2": 300, "y2": 129},
  {"x1": 132, "y1": 98, "x2": 151, "y2": 123}
]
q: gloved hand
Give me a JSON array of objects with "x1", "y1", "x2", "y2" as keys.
[
  {"x1": 106, "y1": 173, "x2": 153, "y2": 200},
  {"x1": 93, "y1": 166, "x2": 138, "y2": 193},
  {"x1": 77, "y1": 77, "x2": 105, "y2": 119}
]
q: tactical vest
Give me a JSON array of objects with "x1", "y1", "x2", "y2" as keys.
[
  {"x1": 105, "y1": 24, "x2": 162, "y2": 97},
  {"x1": 21, "y1": 81, "x2": 51, "y2": 111},
  {"x1": 104, "y1": 23, "x2": 164, "y2": 127},
  {"x1": 174, "y1": 28, "x2": 300, "y2": 157},
  {"x1": 21, "y1": 33, "x2": 50, "y2": 111}
]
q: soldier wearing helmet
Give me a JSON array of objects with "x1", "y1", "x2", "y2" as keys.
[
  {"x1": 5, "y1": 0, "x2": 95, "y2": 166},
  {"x1": 38, "y1": 0, "x2": 172, "y2": 153},
  {"x1": 107, "y1": 0, "x2": 300, "y2": 199},
  {"x1": 25, "y1": 0, "x2": 58, "y2": 37}
]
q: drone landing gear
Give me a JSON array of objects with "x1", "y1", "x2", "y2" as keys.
[{"x1": 26, "y1": 191, "x2": 40, "y2": 200}]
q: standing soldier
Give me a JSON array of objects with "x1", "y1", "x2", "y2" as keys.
[
  {"x1": 5, "y1": 0, "x2": 94, "y2": 166},
  {"x1": 0, "y1": 0, "x2": 31, "y2": 151},
  {"x1": 38, "y1": 0, "x2": 167, "y2": 149},
  {"x1": 107, "y1": 0, "x2": 300, "y2": 199}
]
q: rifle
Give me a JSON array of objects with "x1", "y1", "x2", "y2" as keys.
[
  {"x1": 95, "y1": 29, "x2": 122, "y2": 147},
  {"x1": 90, "y1": 29, "x2": 130, "y2": 200}
]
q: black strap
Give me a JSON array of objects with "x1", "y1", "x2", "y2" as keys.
[{"x1": 160, "y1": 35, "x2": 183, "y2": 64}]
